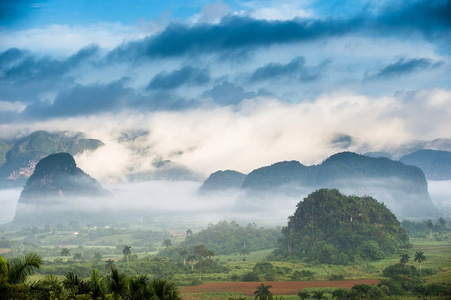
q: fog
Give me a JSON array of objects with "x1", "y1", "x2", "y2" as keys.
[{"x1": 3, "y1": 179, "x2": 450, "y2": 229}]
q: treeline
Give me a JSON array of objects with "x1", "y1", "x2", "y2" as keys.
[
  {"x1": 179, "y1": 221, "x2": 281, "y2": 255},
  {"x1": 401, "y1": 217, "x2": 448, "y2": 239}
]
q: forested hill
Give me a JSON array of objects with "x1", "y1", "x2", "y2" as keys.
[
  {"x1": 199, "y1": 170, "x2": 247, "y2": 191},
  {"x1": 201, "y1": 152, "x2": 438, "y2": 218},
  {"x1": 274, "y1": 189, "x2": 411, "y2": 264},
  {"x1": 0, "y1": 131, "x2": 104, "y2": 188},
  {"x1": 400, "y1": 149, "x2": 451, "y2": 180},
  {"x1": 10, "y1": 153, "x2": 110, "y2": 228}
]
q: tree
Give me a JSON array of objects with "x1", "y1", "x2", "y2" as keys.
[
  {"x1": 148, "y1": 278, "x2": 182, "y2": 300},
  {"x1": 73, "y1": 252, "x2": 83, "y2": 261},
  {"x1": 438, "y1": 217, "x2": 446, "y2": 230},
  {"x1": 1, "y1": 252, "x2": 43, "y2": 284},
  {"x1": 414, "y1": 251, "x2": 426, "y2": 275},
  {"x1": 179, "y1": 249, "x2": 189, "y2": 266},
  {"x1": 399, "y1": 253, "x2": 410, "y2": 268},
  {"x1": 254, "y1": 283, "x2": 272, "y2": 300},
  {"x1": 297, "y1": 290, "x2": 310, "y2": 299},
  {"x1": 105, "y1": 259, "x2": 115, "y2": 274},
  {"x1": 186, "y1": 229, "x2": 193, "y2": 237},
  {"x1": 311, "y1": 290, "x2": 325, "y2": 300},
  {"x1": 332, "y1": 288, "x2": 348, "y2": 299},
  {"x1": 106, "y1": 266, "x2": 129, "y2": 299},
  {"x1": 352, "y1": 284, "x2": 371, "y2": 300},
  {"x1": 123, "y1": 245, "x2": 132, "y2": 263},
  {"x1": 187, "y1": 255, "x2": 197, "y2": 271},
  {"x1": 194, "y1": 245, "x2": 214, "y2": 280},
  {"x1": 240, "y1": 247, "x2": 250, "y2": 261},
  {"x1": 60, "y1": 247, "x2": 70, "y2": 261},
  {"x1": 92, "y1": 252, "x2": 103, "y2": 262},
  {"x1": 162, "y1": 239, "x2": 172, "y2": 249},
  {"x1": 129, "y1": 274, "x2": 150, "y2": 300},
  {"x1": 88, "y1": 268, "x2": 105, "y2": 300},
  {"x1": 426, "y1": 219, "x2": 433, "y2": 239}
]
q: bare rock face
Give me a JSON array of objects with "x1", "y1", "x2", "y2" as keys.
[{"x1": 10, "y1": 153, "x2": 110, "y2": 228}]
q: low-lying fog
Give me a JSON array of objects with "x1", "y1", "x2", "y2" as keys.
[{"x1": 1, "y1": 180, "x2": 450, "y2": 227}]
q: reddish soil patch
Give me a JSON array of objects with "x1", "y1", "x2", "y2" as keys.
[
  {"x1": 0, "y1": 248, "x2": 11, "y2": 253},
  {"x1": 181, "y1": 280, "x2": 380, "y2": 296}
]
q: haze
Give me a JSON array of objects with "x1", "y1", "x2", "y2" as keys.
[{"x1": 1, "y1": 1, "x2": 450, "y2": 225}]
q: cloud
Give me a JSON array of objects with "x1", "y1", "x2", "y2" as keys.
[
  {"x1": 147, "y1": 66, "x2": 210, "y2": 90},
  {"x1": 249, "y1": 56, "x2": 328, "y2": 82},
  {"x1": 107, "y1": 0, "x2": 451, "y2": 62},
  {"x1": 365, "y1": 57, "x2": 445, "y2": 80},
  {"x1": 201, "y1": 81, "x2": 257, "y2": 106},
  {"x1": 194, "y1": 0, "x2": 230, "y2": 24},
  {"x1": 22, "y1": 78, "x2": 136, "y2": 119}
]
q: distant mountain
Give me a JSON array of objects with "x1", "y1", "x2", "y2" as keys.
[
  {"x1": 9, "y1": 153, "x2": 110, "y2": 228},
  {"x1": 0, "y1": 131, "x2": 104, "y2": 188},
  {"x1": 200, "y1": 170, "x2": 246, "y2": 191},
  {"x1": 202, "y1": 152, "x2": 439, "y2": 218},
  {"x1": 127, "y1": 159, "x2": 204, "y2": 182},
  {"x1": 400, "y1": 149, "x2": 451, "y2": 180}
]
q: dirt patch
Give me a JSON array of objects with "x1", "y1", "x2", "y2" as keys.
[
  {"x1": 0, "y1": 248, "x2": 11, "y2": 253},
  {"x1": 181, "y1": 279, "x2": 380, "y2": 296}
]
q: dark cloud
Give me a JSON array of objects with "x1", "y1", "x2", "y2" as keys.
[
  {"x1": 108, "y1": 0, "x2": 451, "y2": 62},
  {"x1": 366, "y1": 57, "x2": 445, "y2": 80},
  {"x1": 22, "y1": 78, "x2": 135, "y2": 119},
  {"x1": 377, "y1": 0, "x2": 451, "y2": 38},
  {"x1": 0, "y1": 45, "x2": 100, "y2": 103},
  {"x1": 202, "y1": 81, "x2": 256, "y2": 106},
  {"x1": 249, "y1": 56, "x2": 328, "y2": 82},
  {"x1": 147, "y1": 66, "x2": 210, "y2": 90}
]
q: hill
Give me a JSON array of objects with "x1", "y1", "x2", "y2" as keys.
[
  {"x1": 9, "y1": 153, "x2": 110, "y2": 228},
  {"x1": 0, "y1": 131, "x2": 104, "y2": 188},
  {"x1": 202, "y1": 152, "x2": 439, "y2": 218},
  {"x1": 199, "y1": 170, "x2": 247, "y2": 192},
  {"x1": 400, "y1": 149, "x2": 451, "y2": 180},
  {"x1": 273, "y1": 189, "x2": 411, "y2": 264}
]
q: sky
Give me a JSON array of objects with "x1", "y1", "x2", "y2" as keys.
[{"x1": 1, "y1": 0, "x2": 451, "y2": 181}]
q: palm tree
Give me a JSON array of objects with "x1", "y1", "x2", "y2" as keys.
[
  {"x1": 254, "y1": 283, "x2": 273, "y2": 300},
  {"x1": 351, "y1": 284, "x2": 371, "y2": 300},
  {"x1": 148, "y1": 278, "x2": 182, "y2": 300},
  {"x1": 123, "y1": 245, "x2": 132, "y2": 263},
  {"x1": 105, "y1": 259, "x2": 115, "y2": 273},
  {"x1": 129, "y1": 274, "x2": 150, "y2": 300},
  {"x1": 60, "y1": 247, "x2": 70, "y2": 261},
  {"x1": 162, "y1": 239, "x2": 172, "y2": 248},
  {"x1": 106, "y1": 266, "x2": 129, "y2": 299},
  {"x1": 63, "y1": 272, "x2": 91, "y2": 295},
  {"x1": 414, "y1": 251, "x2": 427, "y2": 275},
  {"x1": 332, "y1": 288, "x2": 348, "y2": 299},
  {"x1": 40, "y1": 274, "x2": 64, "y2": 299},
  {"x1": 194, "y1": 245, "x2": 214, "y2": 280},
  {"x1": 297, "y1": 290, "x2": 310, "y2": 299},
  {"x1": 3, "y1": 252, "x2": 43, "y2": 284},
  {"x1": 399, "y1": 253, "x2": 410, "y2": 268},
  {"x1": 179, "y1": 249, "x2": 189, "y2": 265},
  {"x1": 426, "y1": 220, "x2": 433, "y2": 239},
  {"x1": 239, "y1": 247, "x2": 250, "y2": 261},
  {"x1": 311, "y1": 290, "x2": 325, "y2": 300},
  {"x1": 88, "y1": 268, "x2": 105, "y2": 299}
]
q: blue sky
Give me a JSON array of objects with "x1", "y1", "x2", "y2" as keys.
[{"x1": 0, "y1": 0, "x2": 450, "y2": 179}]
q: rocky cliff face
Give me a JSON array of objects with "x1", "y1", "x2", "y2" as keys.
[
  {"x1": 0, "y1": 131, "x2": 104, "y2": 188},
  {"x1": 10, "y1": 153, "x2": 110, "y2": 228}
]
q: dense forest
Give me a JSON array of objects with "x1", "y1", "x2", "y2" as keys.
[{"x1": 274, "y1": 189, "x2": 411, "y2": 264}]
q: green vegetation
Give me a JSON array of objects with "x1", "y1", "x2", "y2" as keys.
[
  {"x1": 274, "y1": 189, "x2": 411, "y2": 264},
  {"x1": 180, "y1": 221, "x2": 281, "y2": 255}
]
